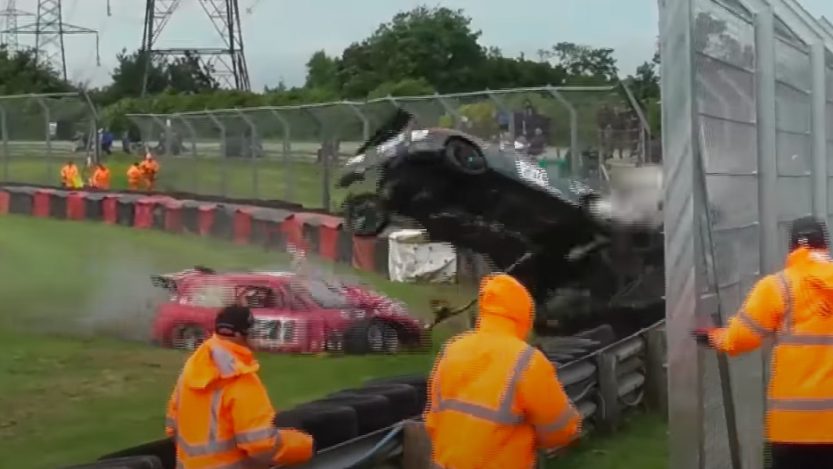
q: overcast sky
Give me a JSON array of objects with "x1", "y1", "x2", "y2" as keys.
[{"x1": 6, "y1": 0, "x2": 833, "y2": 90}]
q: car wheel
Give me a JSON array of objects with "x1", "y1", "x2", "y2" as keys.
[
  {"x1": 173, "y1": 324, "x2": 206, "y2": 351},
  {"x1": 444, "y1": 137, "x2": 487, "y2": 175},
  {"x1": 343, "y1": 193, "x2": 390, "y2": 237},
  {"x1": 366, "y1": 321, "x2": 400, "y2": 354},
  {"x1": 325, "y1": 331, "x2": 343, "y2": 353}
]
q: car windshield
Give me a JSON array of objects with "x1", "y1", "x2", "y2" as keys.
[
  {"x1": 298, "y1": 278, "x2": 352, "y2": 309},
  {"x1": 184, "y1": 281, "x2": 235, "y2": 307}
]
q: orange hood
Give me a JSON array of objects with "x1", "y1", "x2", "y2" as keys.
[
  {"x1": 180, "y1": 335, "x2": 260, "y2": 390},
  {"x1": 476, "y1": 273, "x2": 534, "y2": 339},
  {"x1": 786, "y1": 247, "x2": 833, "y2": 316}
]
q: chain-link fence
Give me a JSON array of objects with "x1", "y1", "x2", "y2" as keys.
[
  {"x1": 119, "y1": 84, "x2": 650, "y2": 211},
  {"x1": 661, "y1": 0, "x2": 833, "y2": 468},
  {"x1": 0, "y1": 92, "x2": 100, "y2": 186},
  {"x1": 0, "y1": 86, "x2": 650, "y2": 211}
]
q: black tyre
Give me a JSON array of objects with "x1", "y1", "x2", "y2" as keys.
[
  {"x1": 274, "y1": 403, "x2": 359, "y2": 451},
  {"x1": 330, "y1": 383, "x2": 421, "y2": 421},
  {"x1": 60, "y1": 456, "x2": 163, "y2": 469},
  {"x1": 312, "y1": 394, "x2": 394, "y2": 436},
  {"x1": 97, "y1": 438, "x2": 174, "y2": 469},
  {"x1": 444, "y1": 137, "x2": 487, "y2": 175},
  {"x1": 343, "y1": 193, "x2": 390, "y2": 237},
  {"x1": 364, "y1": 374, "x2": 429, "y2": 413},
  {"x1": 172, "y1": 324, "x2": 207, "y2": 351},
  {"x1": 343, "y1": 320, "x2": 401, "y2": 355}
]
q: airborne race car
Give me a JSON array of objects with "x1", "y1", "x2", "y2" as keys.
[
  {"x1": 150, "y1": 266, "x2": 428, "y2": 354},
  {"x1": 338, "y1": 109, "x2": 665, "y2": 335}
]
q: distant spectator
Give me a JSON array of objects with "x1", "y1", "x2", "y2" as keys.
[
  {"x1": 100, "y1": 128, "x2": 114, "y2": 155},
  {"x1": 121, "y1": 131, "x2": 131, "y2": 154}
]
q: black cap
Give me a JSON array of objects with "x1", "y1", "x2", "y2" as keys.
[
  {"x1": 215, "y1": 305, "x2": 254, "y2": 337},
  {"x1": 790, "y1": 216, "x2": 829, "y2": 251}
]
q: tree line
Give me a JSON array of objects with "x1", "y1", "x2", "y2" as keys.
[{"x1": 0, "y1": 6, "x2": 660, "y2": 136}]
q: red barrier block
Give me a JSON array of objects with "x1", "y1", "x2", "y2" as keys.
[
  {"x1": 133, "y1": 200, "x2": 154, "y2": 229},
  {"x1": 66, "y1": 192, "x2": 86, "y2": 220},
  {"x1": 0, "y1": 191, "x2": 8, "y2": 215},
  {"x1": 198, "y1": 204, "x2": 217, "y2": 237},
  {"x1": 102, "y1": 197, "x2": 117, "y2": 224},
  {"x1": 352, "y1": 235, "x2": 377, "y2": 272},
  {"x1": 164, "y1": 201, "x2": 183, "y2": 233},
  {"x1": 318, "y1": 216, "x2": 343, "y2": 261},
  {"x1": 33, "y1": 190, "x2": 53, "y2": 218},
  {"x1": 233, "y1": 208, "x2": 254, "y2": 245}
]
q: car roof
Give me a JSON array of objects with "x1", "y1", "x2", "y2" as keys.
[{"x1": 182, "y1": 271, "x2": 298, "y2": 285}]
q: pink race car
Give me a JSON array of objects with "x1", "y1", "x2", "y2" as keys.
[{"x1": 150, "y1": 266, "x2": 429, "y2": 354}]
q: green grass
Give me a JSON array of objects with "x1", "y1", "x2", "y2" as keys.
[
  {"x1": 2, "y1": 151, "x2": 347, "y2": 211},
  {"x1": 0, "y1": 215, "x2": 667, "y2": 468}
]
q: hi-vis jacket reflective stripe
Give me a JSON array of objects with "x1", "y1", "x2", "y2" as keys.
[
  {"x1": 165, "y1": 335, "x2": 314, "y2": 468},
  {"x1": 709, "y1": 247, "x2": 833, "y2": 443},
  {"x1": 424, "y1": 274, "x2": 581, "y2": 469}
]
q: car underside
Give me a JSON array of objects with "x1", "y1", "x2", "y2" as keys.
[{"x1": 339, "y1": 115, "x2": 665, "y2": 338}]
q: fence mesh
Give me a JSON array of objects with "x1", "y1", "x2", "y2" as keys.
[{"x1": 0, "y1": 86, "x2": 651, "y2": 212}]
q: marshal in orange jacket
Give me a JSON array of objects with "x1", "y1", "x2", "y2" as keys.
[
  {"x1": 424, "y1": 274, "x2": 581, "y2": 468},
  {"x1": 708, "y1": 246, "x2": 833, "y2": 443},
  {"x1": 165, "y1": 335, "x2": 314, "y2": 468}
]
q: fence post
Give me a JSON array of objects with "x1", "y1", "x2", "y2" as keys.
[
  {"x1": 174, "y1": 114, "x2": 200, "y2": 193},
  {"x1": 0, "y1": 104, "x2": 7, "y2": 181},
  {"x1": 644, "y1": 326, "x2": 668, "y2": 416},
  {"x1": 619, "y1": 80, "x2": 652, "y2": 164},
  {"x1": 35, "y1": 97, "x2": 53, "y2": 185},
  {"x1": 486, "y1": 90, "x2": 516, "y2": 146},
  {"x1": 595, "y1": 350, "x2": 620, "y2": 434},
  {"x1": 547, "y1": 88, "x2": 580, "y2": 175},
  {"x1": 269, "y1": 108, "x2": 293, "y2": 202},
  {"x1": 434, "y1": 93, "x2": 462, "y2": 130},
  {"x1": 81, "y1": 90, "x2": 101, "y2": 166},
  {"x1": 205, "y1": 112, "x2": 228, "y2": 197},
  {"x1": 345, "y1": 101, "x2": 370, "y2": 142},
  {"x1": 304, "y1": 106, "x2": 330, "y2": 211},
  {"x1": 235, "y1": 108, "x2": 260, "y2": 199}
]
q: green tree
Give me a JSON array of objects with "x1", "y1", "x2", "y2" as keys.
[
  {"x1": 366, "y1": 78, "x2": 436, "y2": 99},
  {"x1": 546, "y1": 42, "x2": 619, "y2": 83},
  {"x1": 103, "y1": 49, "x2": 219, "y2": 104},
  {"x1": 628, "y1": 50, "x2": 660, "y2": 102},
  {"x1": 0, "y1": 45, "x2": 72, "y2": 94},
  {"x1": 304, "y1": 50, "x2": 340, "y2": 92},
  {"x1": 336, "y1": 6, "x2": 487, "y2": 97}
]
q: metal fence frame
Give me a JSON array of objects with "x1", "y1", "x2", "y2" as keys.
[
  {"x1": 661, "y1": 0, "x2": 833, "y2": 467},
  {"x1": 0, "y1": 91, "x2": 100, "y2": 183},
  {"x1": 122, "y1": 83, "x2": 649, "y2": 208}
]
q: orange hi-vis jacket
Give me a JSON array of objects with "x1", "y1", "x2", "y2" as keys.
[
  {"x1": 141, "y1": 158, "x2": 160, "y2": 178},
  {"x1": 709, "y1": 246, "x2": 833, "y2": 443},
  {"x1": 424, "y1": 274, "x2": 581, "y2": 468},
  {"x1": 165, "y1": 335, "x2": 314, "y2": 469},
  {"x1": 90, "y1": 166, "x2": 110, "y2": 190},
  {"x1": 127, "y1": 165, "x2": 143, "y2": 190},
  {"x1": 60, "y1": 163, "x2": 79, "y2": 188}
]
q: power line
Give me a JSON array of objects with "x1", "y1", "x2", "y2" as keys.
[
  {"x1": 141, "y1": 0, "x2": 250, "y2": 95},
  {"x1": 2, "y1": 0, "x2": 100, "y2": 81}
]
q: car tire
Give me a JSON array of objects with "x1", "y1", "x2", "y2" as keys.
[
  {"x1": 172, "y1": 324, "x2": 207, "y2": 351},
  {"x1": 274, "y1": 403, "x2": 359, "y2": 451},
  {"x1": 343, "y1": 320, "x2": 400, "y2": 355},
  {"x1": 59, "y1": 456, "x2": 163, "y2": 469},
  {"x1": 342, "y1": 193, "x2": 390, "y2": 237},
  {"x1": 444, "y1": 137, "x2": 487, "y2": 175},
  {"x1": 96, "y1": 438, "x2": 174, "y2": 469},
  {"x1": 330, "y1": 383, "x2": 421, "y2": 422},
  {"x1": 311, "y1": 394, "x2": 395, "y2": 436},
  {"x1": 364, "y1": 374, "x2": 429, "y2": 413}
]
